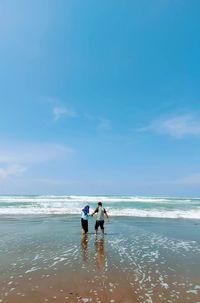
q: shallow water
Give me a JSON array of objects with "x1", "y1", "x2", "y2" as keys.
[{"x1": 0, "y1": 215, "x2": 200, "y2": 302}]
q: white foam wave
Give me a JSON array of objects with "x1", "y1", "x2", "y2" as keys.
[
  {"x1": 0, "y1": 206, "x2": 200, "y2": 219},
  {"x1": 0, "y1": 195, "x2": 198, "y2": 204},
  {"x1": 109, "y1": 208, "x2": 200, "y2": 219},
  {"x1": 0, "y1": 195, "x2": 200, "y2": 219}
]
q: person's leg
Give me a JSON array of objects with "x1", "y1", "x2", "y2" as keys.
[
  {"x1": 100, "y1": 221, "x2": 104, "y2": 236},
  {"x1": 95, "y1": 221, "x2": 99, "y2": 235},
  {"x1": 85, "y1": 220, "x2": 88, "y2": 234},
  {"x1": 81, "y1": 219, "x2": 87, "y2": 235},
  {"x1": 81, "y1": 219, "x2": 84, "y2": 234}
]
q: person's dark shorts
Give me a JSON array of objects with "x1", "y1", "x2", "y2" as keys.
[
  {"x1": 95, "y1": 220, "x2": 104, "y2": 230},
  {"x1": 81, "y1": 218, "x2": 88, "y2": 233}
]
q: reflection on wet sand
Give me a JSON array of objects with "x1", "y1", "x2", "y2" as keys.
[
  {"x1": 94, "y1": 237, "x2": 105, "y2": 269},
  {"x1": 81, "y1": 234, "x2": 88, "y2": 263}
]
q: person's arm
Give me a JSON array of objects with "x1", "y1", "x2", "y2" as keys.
[
  {"x1": 91, "y1": 207, "x2": 98, "y2": 216},
  {"x1": 104, "y1": 208, "x2": 109, "y2": 219}
]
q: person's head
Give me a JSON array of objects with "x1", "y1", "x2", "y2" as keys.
[
  {"x1": 82, "y1": 205, "x2": 90, "y2": 214},
  {"x1": 98, "y1": 202, "x2": 102, "y2": 207},
  {"x1": 85, "y1": 205, "x2": 90, "y2": 211}
]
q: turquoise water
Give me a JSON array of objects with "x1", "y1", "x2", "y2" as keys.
[{"x1": 0, "y1": 195, "x2": 200, "y2": 218}]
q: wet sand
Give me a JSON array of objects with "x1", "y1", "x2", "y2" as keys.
[{"x1": 0, "y1": 215, "x2": 200, "y2": 302}]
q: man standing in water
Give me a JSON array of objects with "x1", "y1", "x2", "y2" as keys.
[{"x1": 91, "y1": 202, "x2": 109, "y2": 235}]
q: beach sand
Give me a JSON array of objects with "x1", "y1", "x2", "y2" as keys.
[{"x1": 0, "y1": 215, "x2": 200, "y2": 303}]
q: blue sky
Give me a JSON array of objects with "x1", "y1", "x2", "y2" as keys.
[{"x1": 0, "y1": 0, "x2": 200, "y2": 195}]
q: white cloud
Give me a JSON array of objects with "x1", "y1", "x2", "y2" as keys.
[
  {"x1": 50, "y1": 100, "x2": 111, "y2": 130},
  {"x1": 53, "y1": 106, "x2": 76, "y2": 121},
  {"x1": 0, "y1": 142, "x2": 73, "y2": 181},
  {"x1": 143, "y1": 113, "x2": 200, "y2": 138},
  {"x1": 0, "y1": 164, "x2": 26, "y2": 179}
]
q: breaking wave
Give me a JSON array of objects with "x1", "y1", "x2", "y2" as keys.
[{"x1": 0, "y1": 195, "x2": 200, "y2": 219}]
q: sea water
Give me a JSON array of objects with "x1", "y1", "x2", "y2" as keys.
[
  {"x1": 0, "y1": 215, "x2": 200, "y2": 302},
  {"x1": 0, "y1": 196, "x2": 200, "y2": 302},
  {"x1": 0, "y1": 195, "x2": 200, "y2": 219}
]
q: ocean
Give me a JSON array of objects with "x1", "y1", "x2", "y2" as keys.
[{"x1": 0, "y1": 195, "x2": 200, "y2": 219}]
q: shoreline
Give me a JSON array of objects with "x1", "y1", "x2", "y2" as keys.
[{"x1": 0, "y1": 215, "x2": 200, "y2": 302}]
